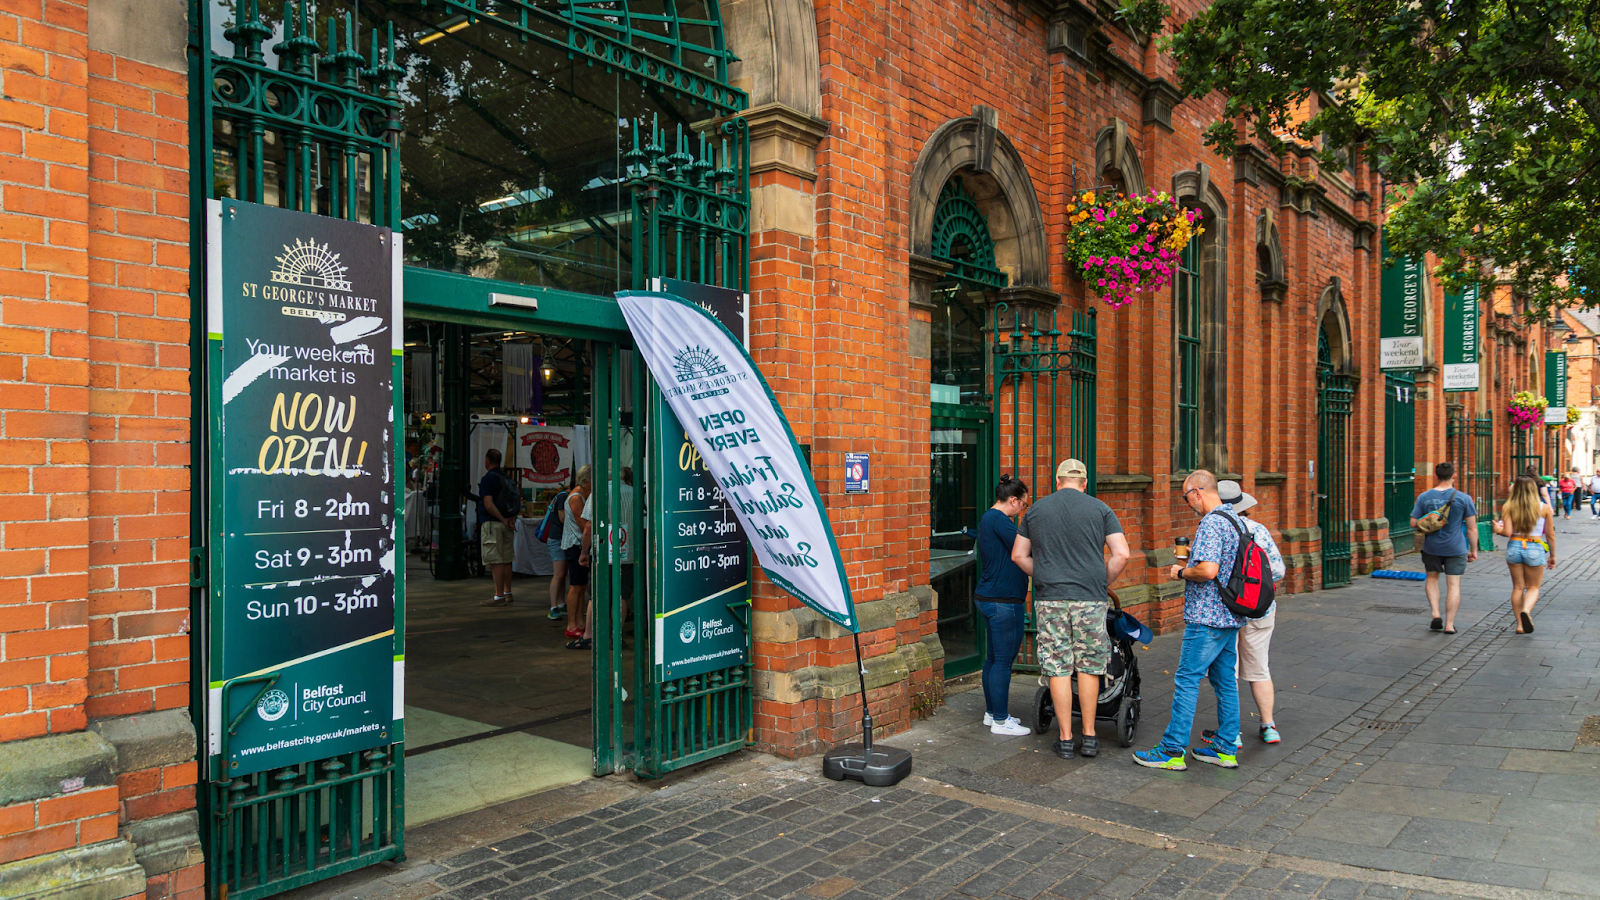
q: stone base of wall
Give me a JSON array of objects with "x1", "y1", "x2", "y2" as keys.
[
  {"x1": 1350, "y1": 518, "x2": 1394, "y2": 575},
  {"x1": 752, "y1": 586, "x2": 941, "y2": 758}
]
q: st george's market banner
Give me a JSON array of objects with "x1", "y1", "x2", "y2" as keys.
[{"x1": 618, "y1": 290, "x2": 859, "y2": 632}]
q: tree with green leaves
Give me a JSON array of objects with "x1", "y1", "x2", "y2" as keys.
[{"x1": 1122, "y1": 0, "x2": 1600, "y2": 314}]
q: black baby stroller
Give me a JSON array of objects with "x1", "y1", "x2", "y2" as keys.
[{"x1": 1018, "y1": 590, "x2": 1145, "y2": 747}]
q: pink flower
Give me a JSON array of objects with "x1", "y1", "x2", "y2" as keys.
[
  {"x1": 1129, "y1": 224, "x2": 1138, "y2": 233},
  {"x1": 1097, "y1": 279, "x2": 1106, "y2": 286}
]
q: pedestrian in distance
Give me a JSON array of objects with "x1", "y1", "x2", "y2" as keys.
[
  {"x1": 1493, "y1": 474, "x2": 1557, "y2": 634},
  {"x1": 1409, "y1": 462, "x2": 1478, "y2": 635},
  {"x1": 1590, "y1": 470, "x2": 1600, "y2": 518},
  {"x1": 1204, "y1": 481, "x2": 1286, "y2": 748},
  {"x1": 974, "y1": 474, "x2": 1032, "y2": 736},
  {"x1": 561, "y1": 464, "x2": 593, "y2": 646},
  {"x1": 1558, "y1": 472, "x2": 1577, "y2": 519},
  {"x1": 476, "y1": 448, "x2": 520, "y2": 607},
  {"x1": 542, "y1": 477, "x2": 571, "y2": 621},
  {"x1": 1011, "y1": 459, "x2": 1131, "y2": 759}
]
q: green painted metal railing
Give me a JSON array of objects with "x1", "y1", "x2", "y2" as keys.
[
  {"x1": 191, "y1": 3, "x2": 405, "y2": 897},
  {"x1": 1384, "y1": 371, "x2": 1417, "y2": 555},
  {"x1": 1449, "y1": 409, "x2": 1498, "y2": 552},
  {"x1": 1317, "y1": 332, "x2": 1353, "y2": 587},
  {"x1": 991, "y1": 305, "x2": 1096, "y2": 673},
  {"x1": 629, "y1": 116, "x2": 752, "y2": 777},
  {"x1": 931, "y1": 181, "x2": 1008, "y2": 290}
]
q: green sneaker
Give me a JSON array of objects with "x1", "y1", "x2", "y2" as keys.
[
  {"x1": 1132, "y1": 747, "x2": 1187, "y2": 770},
  {"x1": 1192, "y1": 746, "x2": 1238, "y2": 768}
]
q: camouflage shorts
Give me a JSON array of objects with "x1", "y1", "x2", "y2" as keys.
[{"x1": 1035, "y1": 600, "x2": 1111, "y2": 676}]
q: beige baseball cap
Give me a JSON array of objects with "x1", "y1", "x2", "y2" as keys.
[{"x1": 1056, "y1": 458, "x2": 1088, "y2": 479}]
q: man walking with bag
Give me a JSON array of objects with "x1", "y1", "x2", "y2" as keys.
[
  {"x1": 1409, "y1": 462, "x2": 1478, "y2": 634},
  {"x1": 1134, "y1": 470, "x2": 1248, "y2": 771}
]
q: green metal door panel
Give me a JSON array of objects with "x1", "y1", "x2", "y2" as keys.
[
  {"x1": 1318, "y1": 332, "x2": 1353, "y2": 588},
  {"x1": 932, "y1": 405, "x2": 992, "y2": 679},
  {"x1": 1384, "y1": 372, "x2": 1417, "y2": 555}
]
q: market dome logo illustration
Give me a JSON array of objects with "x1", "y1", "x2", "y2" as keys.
[
  {"x1": 256, "y1": 689, "x2": 291, "y2": 722},
  {"x1": 672, "y1": 346, "x2": 726, "y2": 383},
  {"x1": 271, "y1": 238, "x2": 353, "y2": 292}
]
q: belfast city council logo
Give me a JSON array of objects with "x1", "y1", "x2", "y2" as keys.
[
  {"x1": 271, "y1": 238, "x2": 353, "y2": 292},
  {"x1": 673, "y1": 346, "x2": 726, "y2": 383},
  {"x1": 256, "y1": 689, "x2": 291, "y2": 722},
  {"x1": 678, "y1": 620, "x2": 697, "y2": 643}
]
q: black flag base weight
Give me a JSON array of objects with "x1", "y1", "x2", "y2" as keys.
[{"x1": 822, "y1": 633, "x2": 913, "y2": 787}]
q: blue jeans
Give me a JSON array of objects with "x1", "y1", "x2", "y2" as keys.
[
  {"x1": 1158, "y1": 622, "x2": 1241, "y2": 754},
  {"x1": 1561, "y1": 493, "x2": 1574, "y2": 516},
  {"x1": 977, "y1": 600, "x2": 1026, "y2": 720},
  {"x1": 1591, "y1": 492, "x2": 1598, "y2": 515}
]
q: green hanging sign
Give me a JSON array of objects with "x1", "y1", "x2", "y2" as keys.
[
  {"x1": 1379, "y1": 241, "x2": 1424, "y2": 370},
  {"x1": 1442, "y1": 284, "x2": 1480, "y2": 392},
  {"x1": 1546, "y1": 351, "x2": 1568, "y2": 424},
  {"x1": 205, "y1": 200, "x2": 403, "y2": 779}
]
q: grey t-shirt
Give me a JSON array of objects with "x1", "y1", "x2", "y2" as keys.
[
  {"x1": 1017, "y1": 488, "x2": 1124, "y2": 602},
  {"x1": 1410, "y1": 487, "x2": 1477, "y2": 558}
]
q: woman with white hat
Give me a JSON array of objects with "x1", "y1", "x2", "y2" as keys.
[{"x1": 1207, "y1": 481, "x2": 1286, "y2": 747}]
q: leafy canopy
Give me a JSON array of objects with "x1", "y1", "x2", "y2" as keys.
[{"x1": 1123, "y1": 0, "x2": 1600, "y2": 315}]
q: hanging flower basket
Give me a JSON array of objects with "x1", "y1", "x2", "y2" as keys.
[
  {"x1": 1063, "y1": 190, "x2": 1204, "y2": 309},
  {"x1": 1506, "y1": 391, "x2": 1547, "y2": 431}
]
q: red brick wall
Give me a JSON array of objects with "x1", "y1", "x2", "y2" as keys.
[{"x1": 0, "y1": 1, "x2": 194, "y2": 892}]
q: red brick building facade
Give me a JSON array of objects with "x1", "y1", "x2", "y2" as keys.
[{"x1": 1, "y1": 0, "x2": 1573, "y2": 896}]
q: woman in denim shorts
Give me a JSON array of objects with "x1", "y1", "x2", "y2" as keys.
[{"x1": 1493, "y1": 475, "x2": 1557, "y2": 634}]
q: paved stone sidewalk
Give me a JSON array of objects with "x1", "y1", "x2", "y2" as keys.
[{"x1": 286, "y1": 520, "x2": 1600, "y2": 900}]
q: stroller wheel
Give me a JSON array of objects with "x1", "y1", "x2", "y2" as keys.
[
  {"x1": 1021, "y1": 685, "x2": 1053, "y2": 735},
  {"x1": 1118, "y1": 699, "x2": 1139, "y2": 747}
]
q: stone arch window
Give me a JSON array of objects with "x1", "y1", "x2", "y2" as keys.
[
  {"x1": 928, "y1": 176, "x2": 1008, "y2": 403},
  {"x1": 1256, "y1": 209, "x2": 1287, "y2": 303},
  {"x1": 1094, "y1": 119, "x2": 1146, "y2": 195},
  {"x1": 1316, "y1": 277, "x2": 1356, "y2": 372},
  {"x1": 1171, "y1": 166, "x2": 1229, "y2": 473}
]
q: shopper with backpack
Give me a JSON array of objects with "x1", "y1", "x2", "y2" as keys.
[
  {"x1": 1409, "y1": 462, "x2": 1479, "y2": 634},
  {"x1": 1205, "y1": 481, "x2": 1286, "y2": 749},
  {"x1": 536, "y1": 479, "x2": 571, "y2": 621},
  {"x1": 1134, "y1": 469, "x2": 1263, "y2": 771}
]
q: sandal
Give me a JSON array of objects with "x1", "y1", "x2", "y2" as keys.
[
  {"x1": 566, "y1": 637, "x2": 592, "y2": 650},
  {"x1": 1520, "y1": 612, "x2": 1534, "y2": 634},
  {"x1": 1430, "y1": 617, "x2": 1443, "y2": 632}
]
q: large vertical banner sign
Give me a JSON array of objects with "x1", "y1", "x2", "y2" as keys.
[
  {"x1": 1379, "y1": 242, "x2": 1425, "y2": 370},
  {"x1": 647, "y1": 280, "x2": 751, "y2": 679},
  {"x1": 206, "y1": 200, "x2": 402, "y2": 778},
  {"x1": 621, "y1": 291, "x2": 858, "y2": 632},
  {"x1": 1443, "y1": 284, "x2": 1481, "y2": 392},
  {"x1": 1546, "y1": 351, "x2": 1569, "y2": 425}
]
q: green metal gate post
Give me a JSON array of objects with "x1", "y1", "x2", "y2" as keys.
[
  {"x1": 1317, "y1": 332, "x2": 1353, "y2": 587},
  {"x1": 191, "y1": 3, "x2": 406, "y2": 897},
  {"x1": 1383, "y1": 371, "x2": 1417, "y2": 555},
  {"x1": 1474, "y1": 416, "x2": 1496, "y2": 551}
]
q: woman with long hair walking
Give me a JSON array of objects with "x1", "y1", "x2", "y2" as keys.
[{"x1": 1493, "y1": 474, "x2": 1557, "y2": 634}]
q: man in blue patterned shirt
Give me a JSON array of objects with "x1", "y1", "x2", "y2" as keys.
[{"x1": 1133, "y1": 469, "x2": 1244, "y2": 771}]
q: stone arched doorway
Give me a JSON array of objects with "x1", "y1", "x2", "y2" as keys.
[{"x1": 1317, "y1": 279, "x2": 1355, "y2": 587}]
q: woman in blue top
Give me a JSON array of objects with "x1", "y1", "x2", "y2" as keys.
[{"x1": 976, "y1": 474, "x2": 1032, "y2": 735}]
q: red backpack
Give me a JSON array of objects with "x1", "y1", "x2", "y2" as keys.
[{"x1": 1207, "y1": 510, "x2": 1275, "y2": 619}]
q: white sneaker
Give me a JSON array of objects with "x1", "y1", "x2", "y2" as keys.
[
  {"x1": 982, "y1": 713, "x2": 1020, "y2": 728},
  {"x1": 990, "y1": 719, "x2": 1032, "y2": 736}
]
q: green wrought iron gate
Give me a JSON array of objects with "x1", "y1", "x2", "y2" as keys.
[
  {"x1": 1449, "y1": 410, "x2": 1497, "y2": 551},
  {"x1": 1317, "y1": 332, "x2": 1353, "y2": 588},
  {"x1": 1384, "y1": 372, "x2": 1417, "y2": 555},
  {"x1": 628, "y1": 116, "x2": 754, "y2": 777},
  {"x1": 190, "y1": 3, "x2": 405, "y2": 898},
  {"x1": 992, "y1": 306, "x2": 1097, "y2": 672}
]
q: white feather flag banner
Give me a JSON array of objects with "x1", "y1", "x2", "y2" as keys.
[{"x1": 618, "y1": 290, "x2": 858, "y2": 632}]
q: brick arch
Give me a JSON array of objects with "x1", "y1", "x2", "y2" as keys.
[
  {"x1": 1094, "y1": 119, "x2": 1146, "y2": 195},
  {"x1": 1318, "y1": 276, "x2": 1356, "y2": 373},
  {"x1": 910, "y1": 116, "x2": 1050, "y2": 290}
]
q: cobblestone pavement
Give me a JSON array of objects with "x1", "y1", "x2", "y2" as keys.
[{"x1": 290, "y1": 520, "x2": 1600, "y2": 900}]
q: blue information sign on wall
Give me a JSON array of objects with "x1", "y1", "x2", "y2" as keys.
[{"x1": 845, "y1": 453, "x2": 870, "y2": 493}]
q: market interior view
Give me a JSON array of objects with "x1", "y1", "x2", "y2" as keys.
[{"x1": 402, "y1": 322, "x2": 636, "y2": 826}]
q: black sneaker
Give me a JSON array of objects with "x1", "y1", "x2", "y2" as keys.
[
  {"x1": 1078, "y1": 735, "x2": 1100, "y2": 758},
  {"x1": 1053, "y1": 738, "x2": 1075, "y2": 759}
]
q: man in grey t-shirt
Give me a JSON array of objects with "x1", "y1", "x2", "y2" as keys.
[{"x1": 1012, "y1": 459, "x2": 1130, "y2": 760}]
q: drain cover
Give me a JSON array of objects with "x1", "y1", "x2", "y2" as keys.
[
  {"x1": 1363, "y1": 720, "x2": 1415, "y2": 731},
  {"x1": 1366, "y1": 605, "x2": 1430, "y2": 615},
  {"x1": 1580, "y1": 716, "x2": 1600, "y2": 748}
]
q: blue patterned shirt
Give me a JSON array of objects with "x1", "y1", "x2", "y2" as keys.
[{"x1": 1185, "y1": 503, "x2": 1245, "y2": 629}]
